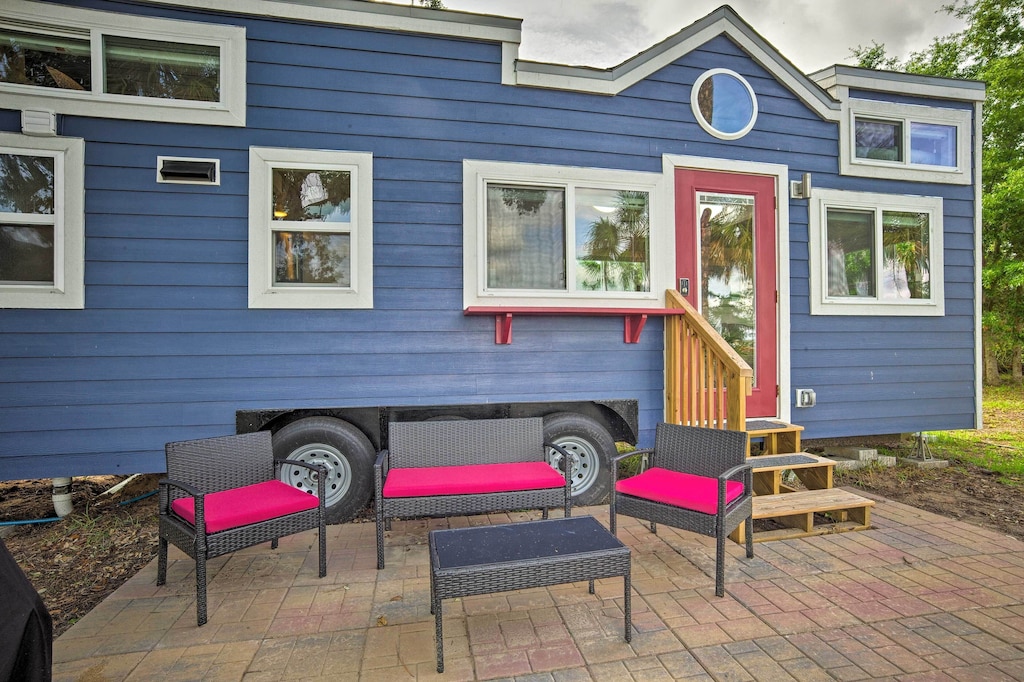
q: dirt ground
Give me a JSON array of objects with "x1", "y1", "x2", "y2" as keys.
[{"x1": 1, "y1": 438, "x2": 1023, "y2": 638}]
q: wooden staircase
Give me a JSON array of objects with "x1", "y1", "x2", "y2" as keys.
[
  {"x1": 734, "y1": 420, "x2": 875, "y2": 543},
  {"x1": 659, "y1": 290, "x2": 874, "y2": 544}
]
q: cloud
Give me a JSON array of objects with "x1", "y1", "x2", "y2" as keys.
[{"x1": 442, "y1": 0, "x2": 965, "y2": 73}]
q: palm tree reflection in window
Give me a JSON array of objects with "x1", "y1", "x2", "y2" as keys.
[
  {"x1": 577, "y1": 189, "x2": 650, "y2": 292},
  {"x1": 699, "y1": 193, "x2": 756, "y2": 374},
  {"x1": 272, "y1": 170, "x2": 352, "y2": 287}
]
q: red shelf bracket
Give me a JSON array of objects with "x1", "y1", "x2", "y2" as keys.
[
  {"x1": 624, "y1": 314, "x2": 648, "y2": 344},
  {"x1": 495, "y1": 313, "x2": 513, "y2": 345}
]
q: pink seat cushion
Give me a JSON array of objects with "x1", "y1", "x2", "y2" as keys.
[
  {"x1": 615, "y1": 467, "x2": 744, "y2": 515},
  {"x1": 170, "y1": 480, "x2": 319, "y2": 533},
  {"x1": 382, "y1": 462, "x2": 565, "y2": 498}
]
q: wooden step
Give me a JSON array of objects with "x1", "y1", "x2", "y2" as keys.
[
  {"x1": 745, "y1": 419, "x2": 804, "y2": 456},
  {"x1": 748, "y1": 452, "x2": 835, "y2": 495},
  {"x1": 748, "y1": 488, "x2": 874, "y2": 542}
]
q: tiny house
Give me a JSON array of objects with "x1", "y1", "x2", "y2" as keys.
[{"x1": 0, "y1": 0, "x2": 983, "y2": 522}]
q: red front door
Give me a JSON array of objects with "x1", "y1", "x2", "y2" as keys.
[{"x1": 675, "y1": 169, "x2": 778, "y2": 418}]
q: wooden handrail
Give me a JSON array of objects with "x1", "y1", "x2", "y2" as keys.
[{"x1": 663, "y1": 289, "x2": 752, "y2": 431}]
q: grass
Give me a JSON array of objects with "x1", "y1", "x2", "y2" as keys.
[{"x1": 927, "y1": 381, "x2": 1024, "y2": 481}]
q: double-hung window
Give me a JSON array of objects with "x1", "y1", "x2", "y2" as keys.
[
  {"x1": 248, "y1": 147, "x2": 373, "y2": 309},
  {"x1": 842, "y1": 99, "x2": 971, "y2": 184},
  {"x1": 0, "y1": 132, "x2": 84, "y2": 309},
  {"x1": 808, "y1": 188, "x2": 944, "y2": 316},
  {"x1": 0, "y1": 0, "x2": 245, "y2": 126},
  {"x1": 464, "y1": 160, "x2": 663, "y2": 308}
]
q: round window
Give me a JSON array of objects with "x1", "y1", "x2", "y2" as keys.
[{"x1": 691, "y1": 69, "x2": 757, "y2": 140}]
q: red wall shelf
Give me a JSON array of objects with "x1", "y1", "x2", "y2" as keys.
[{"x1": 464, "y1": 306, "x2": 677, "y2": 345}]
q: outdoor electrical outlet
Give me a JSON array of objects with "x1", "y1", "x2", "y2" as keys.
[{"x1": 795, "y1": 388, "x2": 816, "y2": 407}]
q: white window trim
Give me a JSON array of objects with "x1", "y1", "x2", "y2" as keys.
[
  {"x1": 463, "y1": 159, "x2": 668, "y2": 309},
  {"x1": 809, "y1": 188, "x2": 944, "y2": 316},
  {"x1": 248, "y1": 147, "x2": 373, "y2": 310},
  {"x1": 841, "y1": 99, "x2": 971, "y2": 185},
  {"x1": 1, "y1": 0, "x2": 246, "y2": 127},
  {"x1": 0, "y1": 133, "x2": 84, "y2": 310},
  {"x1": 690, "y1": 68, "x2": 758, "y2": 141}
]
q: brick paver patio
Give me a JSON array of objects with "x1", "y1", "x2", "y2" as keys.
[{"x1": 52, "y1": 489, "x2": 1024, "y2": 680}]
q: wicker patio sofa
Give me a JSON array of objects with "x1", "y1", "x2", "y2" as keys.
[{"x1": 374, "y1": 417, "x2": 573, "y2": 568}]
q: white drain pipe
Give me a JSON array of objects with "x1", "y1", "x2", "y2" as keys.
[{"x1": 52, "y1": 477, "x2": 73, "y2": 517}]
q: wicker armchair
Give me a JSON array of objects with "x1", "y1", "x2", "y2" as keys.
[
  {"x1": 157, "y1": 431, "x2": 326, "y2": 626},
  {"x1": 610, "y1": 423, "x2": 753, "y2": 597}
]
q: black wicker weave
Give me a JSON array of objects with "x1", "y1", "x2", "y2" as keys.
[
  {"x1": 429, "y1": 516, "x2": 631, "y2": 673},
  {"x1": 156, "y1": 431, "x2": 326, "y2": 626},
  {"x1": 610, "y1": 423, "x2": 753, "y2": 597},
  {"x1": 374, "y1": 417, "x2": 573, "y2": 569}
]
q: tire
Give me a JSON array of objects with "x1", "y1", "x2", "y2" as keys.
[
  {"x1": 272, "y1": 417, "x2": 375, "y2": 525},
  {"x1": 542, "y1": 412, "x2": 616, "y2": 507}
]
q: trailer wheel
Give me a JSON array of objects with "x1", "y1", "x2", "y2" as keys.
[
  {"x1": 543, "y1": 412, "x2": 615, "y2": 507},
  {"x1": 272, "y1": 417, "x2": 375, "y2": 525}
]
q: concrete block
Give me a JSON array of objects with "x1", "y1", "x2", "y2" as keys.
[
  {"x1": 825, "y1": 446, "x2": 878, "y2": 461},
  {"x1": 898, "y1": 457, "x2": 949, "y2": 469}
]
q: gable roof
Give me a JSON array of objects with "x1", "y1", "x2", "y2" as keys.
[{"x1": 510, "y1": 5, "x2": 840, "y2": 120}]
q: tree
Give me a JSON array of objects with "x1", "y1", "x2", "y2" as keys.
[{"x1": 852, "y1": 0, "x2": 1024, "y2": 383}]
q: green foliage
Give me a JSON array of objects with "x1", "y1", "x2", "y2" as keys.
[
  {"x1": 929, "y1": 382, "x2": 1024, "y2": 481},
  {"x1": 852, "y1": 0, "x2": 1024, "y2": 380}
]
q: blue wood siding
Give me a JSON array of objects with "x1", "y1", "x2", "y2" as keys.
[{"x1": 0, "y1": 1, "x2": 977, "y2": 478}]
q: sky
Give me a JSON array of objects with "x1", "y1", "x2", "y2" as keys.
[{"x1": 437, "y1": 0, "x2": 965, "y2": 74}]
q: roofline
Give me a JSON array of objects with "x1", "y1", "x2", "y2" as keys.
[
  {"x1": 810, "y1": 64, "x2": 986, "y2": 102},
  {"x1": 122, "y1": 0, "x2": 523, "y2": 43},
  {"x1": 511, "y1": 5, "x2": 840, "y2": 119}
]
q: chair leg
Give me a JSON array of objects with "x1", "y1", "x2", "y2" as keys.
[
  {"x1": 271, "y1": 538, "x2": 279, "y2": 550},
  {"x1": 650, "y1": 521, "x2": 657, "y2": 534},
  {"x1": 715, "y1": 531, "x2": 725, "y2": 598},
  {"x1": 196, "y1": 554, "x2": 208, "y2": 626},
  {"x1": 376, "y1": 509, "x2": 386, "y2": 570},
  {"x1": 157, "y1": 537, "x2": 168, "y2": 586},
  {"x1": 318, "y1": 517, "x2": 327, "y2": 578},
  {"x1": 745, "y1": 515, "x2": 754, "y2": 559},
  {"x1": 542, "y1": 507, "x2": 549, "y2": 519}
]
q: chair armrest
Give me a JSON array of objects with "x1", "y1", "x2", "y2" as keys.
[
  {"x1": 610, "y1": 448, "x2": 653, "y2": 489},
  {"x1": 544, "y1": 441, "x2": 574, "y2": 517},
  {"x1": 159, "y1": 477, "x2": 208, "y2": 534},
  {"x1": 719, "y1": 462, "x2": 753, "y2": 481},
  {"x1": 717, "y1": 462, "x2": 753, "y2": 513},
  {"x1": 275, "y1": 459, "x2": 327, "y2": 503},
  {"x1": 159, "y1": 477, "x2": 202, "y2": 499},
  {"x1": 611, "y1": 448, "x2": 652, "y2": 465}
]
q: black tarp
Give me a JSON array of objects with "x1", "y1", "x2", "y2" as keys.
[{"x1": 0, "y1": 537, "x2": 51, "y2": 682}]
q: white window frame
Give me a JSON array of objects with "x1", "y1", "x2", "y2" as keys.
[
  {"x1": 690, "y1": 68, "x2": 758, "y2": 141},
  {"x1": 1, "y1": 0, "x2": 246, "y2": 127},
  {"x1": 809, "y1": 188, "x2": 944, "y2": 316},
  {"x1": 248, "y1": 147, "x2": 373, "y2": 310},
  {"x1": 0, "y1": 132, "x2": 84, "y2": 309},
  {"x1": 463, "y1": 159, "x2": 667, "y2": 309},
  {"x1": 841, "y1": 99, "x2": 971, "y2": 185}
]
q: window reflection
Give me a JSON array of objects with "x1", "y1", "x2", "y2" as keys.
[
  {"x1": 273, "y1": 232, "x2": 351, "y2": 286},
  {"x1": 0, "y1": 29, "x2": 91, "y2": 91},
  {"x1": 699, "y1": 193, "x2": 756, "y2": 376},
  {"x1": 575, "y1": 188, "x2": 649, "y2": 292},
  {"x1": 485, "y1": 185, "x2": 566, "y2": 290},
  {"x1": 692, "y1": 70, "x2": 756, "y2": 138},
  {"x1": 104, "y1": 35, "x2": 219, "y2": 101}
]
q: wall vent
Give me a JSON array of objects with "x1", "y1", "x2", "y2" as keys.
[{"x1": 157, "y1": 156, "x2": 220, "y2": 185}]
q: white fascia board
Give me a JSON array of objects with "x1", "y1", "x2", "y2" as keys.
[
  {"x1": 811, "y1": 66, "x2": 986, "y2": 103},
  {"x1": 145, "y1": 0, "x2": 522, "y2": 43}
]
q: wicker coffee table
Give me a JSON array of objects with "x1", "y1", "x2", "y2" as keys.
[{"x1": 429, "y1": 515, "x2": 631, "y2": 672}]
